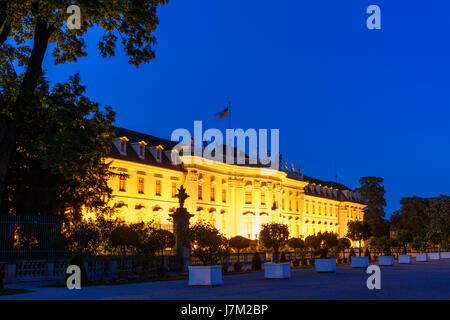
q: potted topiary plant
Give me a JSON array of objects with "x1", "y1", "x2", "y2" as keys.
[
  {"x1": 259, "y1": 223, "x2": 290, "y2": 279},
  {"x1": 148, "y1": 229, "x2": 176, "y2": 277},
  {"x1": 411, "y1": 236, "x2": 428, "y2": 262},
  {"x1": 108, "y1": 225, "x2": 140, "y2": 280},
  {"x1": 288, "y1": 237, "x2": 306, "y2": 267},
  {"x1": 396, "y1": 230, "x2": 413, "y2": 264},
  {"x1": 441, "y1": 238, "x2": 450, "y2": 259},
  {"x1": 305, "y1": 234, "x2": 322, "y2": 266},
  {"x1": 314, "y1": 232, "x2": 339, "y2": 273},
  {"x1": 229, "y1": 236, "x2": 250, "y2": 272},
  {"x1": 374, "y1": 236, "x2": 394, "y2": 266},
  {"x1": 346, "y1": 221, "x2": 371, "y2": 267},
  {"x1": 182, "y1": 223, "x2": 228, "y2": 286},
  {"x1": 335, "y1": 237, "x2": 351, "y2": 264}
]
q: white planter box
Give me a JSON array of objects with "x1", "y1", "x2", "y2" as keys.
[
  {"x1": 441, "y1": 252, "x2": 450, "y2": 259},
  {"x1": 351, "y1": 256, "x2": 369, "y2": 268},
  {"x1": 378, "y1": 256, "x2": 394, "y2": 266},
  {"x1": 315, "y1": 259, "x2": 336, "y2": 273},
  {"x1": 188, "y1": 266, "x2": 223, "y2": 286},
  {"x1": 398, "y1": 254, "x2": 412, "y2": 264},
  {"x1": 429, "y1": 252, "x2": 440, "y2": 260},
  {"x1": 415, "y1": 253, "x2": 428, "y2": 262},
  {"x1": 264, "y1": 262, "x2": 291, "y2": 279}
]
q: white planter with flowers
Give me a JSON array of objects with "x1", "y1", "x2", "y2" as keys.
[{"x1": 441, "y1": 252, "x2": 450, "y2": 259}]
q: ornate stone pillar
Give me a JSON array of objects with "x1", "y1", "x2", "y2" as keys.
[{"x1": 170, "y1": 186, "x2": 194, "y2": 272}]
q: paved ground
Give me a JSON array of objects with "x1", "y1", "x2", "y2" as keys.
[{"x1": 2, "y1": 260, "x2": 449, "y2": 300}]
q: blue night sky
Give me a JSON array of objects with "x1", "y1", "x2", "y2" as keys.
[{"x1": 43, "y1": 0, "x2": 450, "y2": 217}]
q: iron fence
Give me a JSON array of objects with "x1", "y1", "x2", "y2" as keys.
[{"x1": 0, "y1": 215, "x2": 69, "y2": 260}]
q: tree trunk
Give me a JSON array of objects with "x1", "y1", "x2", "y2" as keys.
[
  {"x1": 0, "y1": 119, "x2": 16, "y2": 210},
  {"x1": 359, "y1": 240, "x2": 362, "y2": 256}
]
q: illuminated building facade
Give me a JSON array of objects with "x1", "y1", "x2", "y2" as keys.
[{"x1": 87, "y1": 127, "x2": 365, "y2": 240}]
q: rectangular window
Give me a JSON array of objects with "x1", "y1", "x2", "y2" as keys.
[
  {"x1": 289, "y1": 198, "x2": 292, "y2": 211},
  {"x1": 139, "y1": 145, "x2": 145, "y2": 157},
  {"x1": 222, "y1": 188, "x2": 226, "y2": 203},
  {"x1": 246, "y1": 222, "x2": 252, "y2": 239},
  {"x1": 261, "y1": 192, "x2": 266, "y2": 205},
  {"x1": 171, "y1": 182, "x2": 177, "y2": 198},
  {"x1": 138, "y1": 177, "x2": 144, "y2": 194},
  {"x1": 245, "y1": 190, "x2": 252, "y2": 204},
  {"x1": 198, "y1": 185, "x2": 203, "y2": 200},
  {"x1": 210, "y1": 186, "x2": 215, "y2": 202},
  {"x1": 282, "y1": 198, "x2": 285, "y2": 210},
  {"x1": 119, "y1": 175, "x2": 126, "y2": 192},
  {"x1": 155, "y1": 180, "x2": 162, "y2": 196}
]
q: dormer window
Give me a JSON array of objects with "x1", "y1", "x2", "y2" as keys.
[
  {"x1": 118, "y1": 136, "x2": 129, "y2": 156},
  {"x1": 155, "y1": 145, "x2": 164, "y2": 162},
  {"x1": 138, "y1": 141, "x2": 147, "y2": 159}
]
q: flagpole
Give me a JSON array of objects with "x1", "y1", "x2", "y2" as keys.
[{"x1": 228, "y1": 101, "x2": 231, "y2": 146}]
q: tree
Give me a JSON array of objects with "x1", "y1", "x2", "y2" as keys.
[
  {"x1": 318, "y1": 232, "x2": 339, "y2": 258},
  {"x1": 346, "y1": 221, "x2": 371, "y2": 255},
  {"x1": 148, "y1": 229, "x2": 175, "y2": 268},
  {"x1": 395, "y1": 230, "x2": 413, "y2": 254},
  {"x1": 390, "y1": 196, "x2": 429, "y2": 237},
  {"x1": 182, "y1": 223, "x2": 228, "y2": 266},
  {"x1": 229, "y1": 236, "x2": 250, "y2": 266},
  {"x1": 425, "y1": 195, "x2": 450, "y2": 245},
  {"x1": 259, "y1": 223, "x2": 289, "y2": 264},
  {"x1": 287, "y1": 237, "x2": 306, "y2": 260},
  {"x1": 108, "y1": 225, "x2": 140, "y2": 257},
  {"x1": 355, "y1": 176, "x2": 390, "y2": 237},
  {"x1": 335, "y1": 237, "x2": 351, "y2": 261},
  {"x1": 305, "y1": 235, "x2": 322, "y2": 256},
  {"x1": 0, "y1": 74, "x2": 116, "y2": 220},
  {"x1": 0, "y1": 0, "x2": 169, "y2": 208},
  {"x1": 411, "y1": 236, "x2": 427, "y2": 253},
  {"x1": 65, "y1": 218, "x2": 101, "y2": 257}
]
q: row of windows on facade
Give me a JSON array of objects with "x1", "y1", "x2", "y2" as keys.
[{"x1": 119, "y1": 175, "x2": 177, "y2": 198}]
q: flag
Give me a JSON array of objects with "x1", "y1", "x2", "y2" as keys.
[{"x1": 215, "y1": 106, "x2": 229, "y2": 119}]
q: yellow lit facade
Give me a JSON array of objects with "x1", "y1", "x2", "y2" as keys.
[{"x1": 86, "y1": 127, "x2": 365, "y2": 241}]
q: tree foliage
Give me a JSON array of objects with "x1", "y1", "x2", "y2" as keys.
[
  {"x1": 229, "y1": 235, "x2": 250, "y2": 264},
  {"x1": 390, "y1": 196, "x2": 429, "y2": 237},
  {"x1": 346, "y1": 220, "x2": 371, "y2": 255},
  {"x1": 0, "y1": 0, "x2": 169, "y2": 207},
  {"x1": 259, "y1": 223, "x2": 289, "y2": 263},
  {"x1": 182, "y1": 223, "x2": 228, "y2": 266},
  {"x1": 355, "y1": 176, "x2": 389, "y2": 237},
  {"x1": 0, "y1": 74, "x2": 116, "y2": 219}
]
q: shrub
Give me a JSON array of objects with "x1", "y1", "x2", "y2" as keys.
[
  {"x1": 259, "y1": 223, "x2": 289, "y2": 263},
  {"x1": 349, "y1": 248, "x2": 356, "y2": 257},
  {"x1": 229, "y1": 236, "x2": 250, "y2": 264},
  {"x1": 251, "y1": 251, "x2": 262, "y2": 271},
  {"x1": 288, "y1": 237, "x2": 306, "y2": 260},
  {"x1": 182, "y1": 223, "x2": 228, "y2": 266},
  {"x1": 67, "y1": 253, "x2": 88, "y2": 284}
]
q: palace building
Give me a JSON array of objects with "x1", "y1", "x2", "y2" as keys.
[{"x1": 87, "y1": 126, "x2": 365, "y2": 240}]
